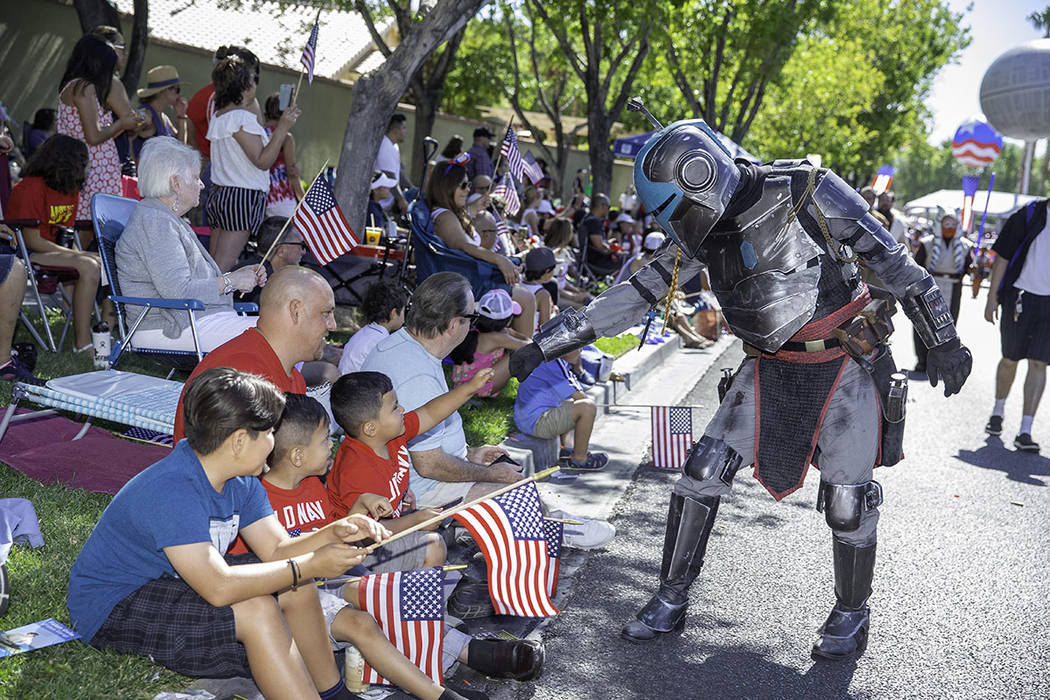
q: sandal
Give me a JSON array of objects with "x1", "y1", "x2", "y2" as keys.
[{"x1": 566, "y1": 452, "x2": 609, "y2": 471}]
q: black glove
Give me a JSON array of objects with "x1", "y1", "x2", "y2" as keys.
[
  {"x1": 926, "y1": 337, "x2": 972, "y2": 397},
  {"x1": 509, "y1": 343, "x2": 545, "y2": 382}
]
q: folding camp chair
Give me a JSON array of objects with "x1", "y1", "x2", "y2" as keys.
[
  {"x1": 407, "y1": 199, "x2": 512, "y2": 299},
  {"x1": 90, "y1": 194, "x2": 257, "y2": 371}
]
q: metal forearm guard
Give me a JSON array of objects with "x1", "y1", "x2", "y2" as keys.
[
  {"x1": 533, "y1": 307, "x2": 598, "y2": 361},
  {"x1": 900, "y1": 276, "x2": 957, "y2": 349}
]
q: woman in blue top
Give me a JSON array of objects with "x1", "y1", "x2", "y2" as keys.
[{"x1": 133, "y1": 65, "x2": 189, "y2": 161}]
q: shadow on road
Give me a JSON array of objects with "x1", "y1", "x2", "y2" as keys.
[{"x1": 955, "y1": 438, "x2": 1050, "y2": 486}]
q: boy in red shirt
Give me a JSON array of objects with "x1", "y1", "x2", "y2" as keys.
[
  {"x1": 327, "y1": 368, "x2": 495, "y2": 574},
  {"x1": 238, "y1": 392, "x2": 542, "y2": 690}
]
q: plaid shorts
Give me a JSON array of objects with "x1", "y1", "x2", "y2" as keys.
[{"x1": 90, "y1": 553, "x2": 261, "y2": 678}]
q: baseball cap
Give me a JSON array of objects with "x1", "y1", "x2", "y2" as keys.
[
  {"x1": 643, "y1": 232, "x2": 666, "y2": 251},
  {"x1": 478, "y1": 289, "x2": 522, "y2": 320},
  {"x1": 524, "y1": 246, "x2": 556, "y2": 272},
  {"x1": 474, "y1": 125, "x2": 493, "y2": 139}
]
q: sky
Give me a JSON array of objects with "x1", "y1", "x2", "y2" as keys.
[{"x1": 924, "y1": 0, "x2": 1046, "y2": 146}]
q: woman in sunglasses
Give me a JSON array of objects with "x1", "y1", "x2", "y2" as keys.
[
  {"x1": 426, "y1": 154, "x2": 537, "y2": 337},
  {"x1": 133, "y1": 65, "x2": 190, "y2": 161}
]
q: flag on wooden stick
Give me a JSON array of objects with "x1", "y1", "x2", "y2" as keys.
[
  {"x1": 452, "y1": 482, "x2": 559, "y2": 617},
  {"x1": 493, "y1": 173, "x2": 521, "y2": 216},
  {"x1": 293, "y1": 176, "x2": 358, "y2": 264},
  {"x1": 651, "y1": 406, "x2": 693, "y2": 469},
  {"x1": 522, "y1": 151, "x2": 545, "y2": 185},
  {"x1": 499, "y1": 125, "x2": 525, "y2": 182},
  {"x1": 357, "y1": 567, "x2": 445, "y2": 685},
  {"x1": 542, "y1": 518, "x2": 563, "y2": 597}
]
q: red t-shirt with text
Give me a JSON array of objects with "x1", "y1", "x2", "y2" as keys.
[
  {"x1": 173, "y1": 328, "x2": 306, "y2": 442},
  {"x1": 327, "y1": 411, "x2": 420, "y2": 519},
  {"x1": 7, "y1": 176, "x2": 76, "y2": 243},
  {"x1": 229, "y1": 475, "x2": 332, "y2": 554}
]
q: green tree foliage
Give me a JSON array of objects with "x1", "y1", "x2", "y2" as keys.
[{"x1": 746, "y1": 0, "x2": 970, "y2": 184}]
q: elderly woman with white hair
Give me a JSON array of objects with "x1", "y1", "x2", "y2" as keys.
[{"x1": 116, "y1": 136, "x2": 266, "y2": 352}]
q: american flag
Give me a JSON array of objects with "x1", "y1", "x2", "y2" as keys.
[
  {"x1": 452, "y1": 482, "x2": 559, "y2": 617},
  {"x1": 493, "y1": 173, "x2": 521, "y2": 216},
  {"x1": 871, "y1": 165, "x2": 894, "y2": 195},
  {"x1": 651, "y1": 406, "x2": 693, "y2": 469},
  {"x1": 522, "y1": 151, "x2": 545, "y2": 185},
  {"x1": 293, "y1": 176, "x2": 358, "y2": 265},
  {"x1": 542, "y1": 519, "x2": 563, "y2": 597},
  {"x1": 499, "y1": 125, "x2": 525, "y2": 182},
  {"x1": 357, "y1": 567, "x2": 444, "y2": 685},
  {"x1": 300, "y1": 18, "x2": 319, "y2": 84}
]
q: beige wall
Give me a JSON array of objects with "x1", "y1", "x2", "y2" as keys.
[{"x1": 1, "y1": 0, "x2": 635, "y2": 206}]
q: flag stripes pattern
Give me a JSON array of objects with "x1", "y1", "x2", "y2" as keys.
[
  {"x1": 293, "y1": 177, "x2": 358, "y2": 264},
  {"x1": 542, "y1": 519, "x2": 563, "y2": 597},
  {"x1": 493, "y1": 173, "x2": 521, "y2": 216},
  {"x1": 358, "y1": 567, "x2": 444, "y2": 685},
  {"x1": 452, "y1": 482, "x2": 559, "y2": 617},
  {"x1": 500, "y1": 125, "x2": 525, "y2": 182},
  {"x1": 301, "y1": 20, "x2": 319, "y2": 84},
  {"x1": 651, "y1": 406, "x2": 693, "y2": 469},
  {"x1": 522, "y1": 151, "x2": 545, "y2": 185}
]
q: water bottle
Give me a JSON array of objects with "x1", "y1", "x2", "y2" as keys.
[
  {"x1": 343, "y1": 644, "x2": 368, "y2": 692},
  {"x1": 92, "y1": 321, "x2": 111, "y2": 369}
]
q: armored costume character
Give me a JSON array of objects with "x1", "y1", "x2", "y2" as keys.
[{"x1": 510, "y1": 108, "x2": 972, "y2": 660}]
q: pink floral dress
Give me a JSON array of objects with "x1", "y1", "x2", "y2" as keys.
[{"x1": 57, "y1": 82, "x2": 122, "y2": 219}]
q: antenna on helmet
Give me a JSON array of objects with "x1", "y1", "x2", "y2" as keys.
[{"x1": 627, "y1": 97, "x2": 664, "y2": 130}]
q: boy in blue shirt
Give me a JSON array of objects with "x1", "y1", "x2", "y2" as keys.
[
  {"x1": 513, "y1": 350, "x2": 609, "y2": 470},
  {"x1": 67, "y1": 368, "x2": 400, "y2": 700}
]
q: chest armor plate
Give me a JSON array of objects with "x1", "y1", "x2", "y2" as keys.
[{"x1": 701, "y1": 175, "x2": 822, "y2": 352}]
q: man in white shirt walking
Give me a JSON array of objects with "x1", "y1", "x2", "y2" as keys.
[{"x1": 373, "y1": 113, "x2": 409, "y2": 214}]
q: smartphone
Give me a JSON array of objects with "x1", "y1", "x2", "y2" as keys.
[
  {"x1": 491, "y1": 453, "x2": 520, "y2": 466},
  {"x1": 279, "y1": 83, "x2": 294, "y2": 111}
]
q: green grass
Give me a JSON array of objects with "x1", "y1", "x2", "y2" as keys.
[
  {"x1": 0, "y1": 313, "x2": 522, "y2": 698},
  {"x1": 593, "y1": 332, "x2": 641, "y2": 358},
  {"x1": 0, "y1": 313, "x2": 195, "y2": 698}
]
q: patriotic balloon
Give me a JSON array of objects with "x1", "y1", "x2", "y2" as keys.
[{"x1": 951, "y1": 119, "x2": 1003, "y2": 168}]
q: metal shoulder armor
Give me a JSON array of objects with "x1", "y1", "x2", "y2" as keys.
[{"x1": 810, "y1": 170, "x2": 898, "y2": 255}]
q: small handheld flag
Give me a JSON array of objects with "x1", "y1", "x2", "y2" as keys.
[
  {"x1": 523, "y1": 151, "x2": 545, "y2": 185},
  {"x1": 651, "y1": 406, "x2": 693, "y2": 469},
  {"x1": 542, "y1": 518, "x2": 563, "y2": 597},
  {"x1": 500, "y1": 125, "x2": 526, "y2": 182},
  {"x1": 871, "y1": 165, "x2": 894, "y2": 195},
  {"x1": 300, "y1": 18, "x2": 319, "y2": 84},
  {"x1": 293, "y1": 176, "x2": 358, "y2": 264},
  {"x1": 358, "y1": 567, "x2": 444, "y2": 685},
  {"x1": 493, "y1": 173, "x2": 521, "y2": 217},
  {"x1": 452, "y1": 482, "x2": 559, "y2": 617}
]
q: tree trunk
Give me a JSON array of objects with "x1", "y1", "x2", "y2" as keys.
[
  {"x1": 588, "y1": 112, "x2": 615, "y2": 197},
  {"x1": 72, "y1": 0, "x2": 121, "y2": 32},
  {"x1": 122, "y1": 0, "x2": 149, "y2": 94},
  {"x1": 408, "y1": 81, "x2": 442, "y2": 188},
  {"x1": 335, "y1": 0, "x2": 489, "y2": 236}
]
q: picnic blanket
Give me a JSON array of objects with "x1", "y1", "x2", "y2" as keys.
[{"x1": 0, "y1": 410, "x2": 169, "y2": 495}]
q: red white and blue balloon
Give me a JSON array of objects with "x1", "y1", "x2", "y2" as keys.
[{"x1": 951, "y1": 119, "x2": 1003, "y2": 168}]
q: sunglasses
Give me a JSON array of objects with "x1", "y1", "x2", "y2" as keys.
[
  {"x1": 444, "y1": 151, "x2": 472, "y2": 175},
  {"x1": 460, "y1": 311, "x2": 481, "y2": 324},
  {"x1": 457, "y1": 181, "x2": 471, "y2": 191}
]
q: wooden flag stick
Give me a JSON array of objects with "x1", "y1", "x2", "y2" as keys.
[
  {"x1": 545, "y1": 517, "x2": 582, "y2": 525},
  {"x1": 365, "y1": 466, "x2": 562, "y2": 553},
  {"x1": 318, "y1": 563, "x2": 468, "y2": 588},
  {"x1": 490, "y1": 114, "x2": 514, "y2": 174},
  {"x1": 255, "y1": 160, "x2": 328, "y2": 272}
]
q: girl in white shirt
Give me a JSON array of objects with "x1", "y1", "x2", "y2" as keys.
[{"x1": 206, "y1": 56, "x2": 300, "y2": 272}]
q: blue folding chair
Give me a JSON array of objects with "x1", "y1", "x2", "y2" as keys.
[
  {"x1": 91, "y1": 194, "x2": 257, "y2": 370},
  {"x1": 407, "y1": 199, "x2": 512, "y2": 299}
]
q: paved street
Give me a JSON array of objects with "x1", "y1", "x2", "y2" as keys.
[{"x1": 493, "y1": 294, "x2": 1050, "y2": 699}]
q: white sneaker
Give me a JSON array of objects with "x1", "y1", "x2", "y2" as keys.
[{"x1": 550, "y1": 509, "x2": 615, "y2": 549}]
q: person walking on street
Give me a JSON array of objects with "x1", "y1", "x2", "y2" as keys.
[{"x1": 984, "y1": 198, "x2": 1050, "y2": 452}]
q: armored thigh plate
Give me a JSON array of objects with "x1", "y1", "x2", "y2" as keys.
[
  {"x1": 684, "y1": 435, "x2": 743, "y2": 487},
  {"x1": 816, "y1": 480, "x2": 884, "y2": 531}
]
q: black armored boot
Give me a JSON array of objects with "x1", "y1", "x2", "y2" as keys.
[
  {"x1": 812, "y1": 539, "x2": 876, "y2": 660},
  {"x1": 621, "y1": 493, "x2": 719, "y2": 643}
]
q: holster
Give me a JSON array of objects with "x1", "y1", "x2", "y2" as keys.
[
  {"x1": 717, "y1": 367, "x2": 737, "y2": 403},
  {"x1": 867, "y1": 345, "x2": 907, "y2": 466},
  {"x1": 831, "y1": 297, "x2": 895, "y2": 357}
]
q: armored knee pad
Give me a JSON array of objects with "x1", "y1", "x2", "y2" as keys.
[
  {"x1": 683, "y1": 436, "x2": 742, "y2": 487},
  {"x1": 816, "y1": 480, "x2": 883, "y2": 532}
]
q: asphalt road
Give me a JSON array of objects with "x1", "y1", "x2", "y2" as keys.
[{"x1": 495, "y1": 294, "x2": 1050, "y2": 699}]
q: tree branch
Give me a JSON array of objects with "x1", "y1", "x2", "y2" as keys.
[
  {"x1": 528, "y1": 0, "x2": 585, "y2": 79},
  {"x1": 355, "y1": 0, "x2": 394, "y2": 58}
]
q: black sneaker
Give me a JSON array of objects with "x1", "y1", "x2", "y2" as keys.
[
  {"x1": 448, "y1": 579, "x2": 495, "y2": 619},
  {"x1": 1014, "y1": 433, "x2": 1040, "y2": 453},
  {"x1": 985, "y1": 415, "x2": 1003, "y2": 436}
]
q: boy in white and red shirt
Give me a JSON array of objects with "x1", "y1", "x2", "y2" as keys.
[{"x1": 327, "y1": 368, "x2": 494, "y2": 573}]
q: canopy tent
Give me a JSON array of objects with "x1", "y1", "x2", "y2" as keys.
[
  {"x1": 613, "y1": 129, "x2": 760, "y2": 163},
  {"x1": 904, "y1": 189, "x2": 1039, "y2": 225}
]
